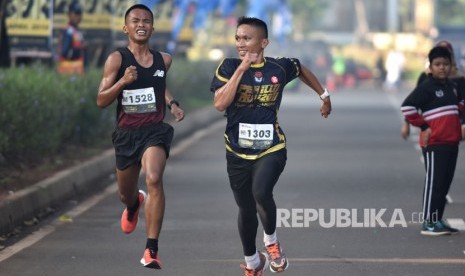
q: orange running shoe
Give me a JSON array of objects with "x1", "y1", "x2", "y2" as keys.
[
  {"x1": 140, "y1": 248, "x2": 162, "y2": 269},
  {"x1": 240, "y1": 251, "x2": 269, "y2": 276},
  {"x1": 120, "y1": 190, "x2": 146, "y2": 234},
  {"x1": 265, "y1": 242, "x2": 289, "y2": 273}
]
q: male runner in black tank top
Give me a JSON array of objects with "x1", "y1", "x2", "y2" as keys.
[
  {"x1": 96, "y1": 4, "x2": 184, "y2": 269},
  {"x1": 211, "y1": 16, "x2": 332, "y2": 275}
]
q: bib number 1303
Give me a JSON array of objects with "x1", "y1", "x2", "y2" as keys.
[{"x1": 238, "y1": 123, "x2": 273, "y2": 149}]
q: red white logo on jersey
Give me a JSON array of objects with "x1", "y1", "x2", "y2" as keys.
[
  {"x1": 271, "y1": 76, "x2": 278, "y2": 84},
  {"x1": 254, "y1": 71, "x2": 263, "y2": 83}
]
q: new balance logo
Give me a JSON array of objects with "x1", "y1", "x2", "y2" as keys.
[{"x1": 153, "y1": 70, "x2": 165, "y2": 77}]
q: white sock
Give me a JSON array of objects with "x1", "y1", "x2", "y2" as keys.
[
  {"x1": 263, "y1": 231, "x2": 278, "y2": 246},
  {"x1": 245, "y1": 251, "x2": 260, "y2": 269}
]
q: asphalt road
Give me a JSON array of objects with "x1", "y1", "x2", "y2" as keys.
[{"x1": 1, "y1": 83, "x2": 465, "y2": 275}]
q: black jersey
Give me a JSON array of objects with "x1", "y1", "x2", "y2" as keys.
[
  {"x1": 401, "y1": 75, "x2": 464, "y2": 147},
  {"x1": 115, "y1": 47, "x2": 167, "y2": 128},
  {"x1": 211, "y1": 57, "x2": 301, "y2": 160}
]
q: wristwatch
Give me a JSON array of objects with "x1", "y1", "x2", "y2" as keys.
[
  {"x1": 320, "y1": 88, "x2": 330, "y2": 100},
  {"x1": 167, "y1": 99, "x2": 180, "y2": 110}
]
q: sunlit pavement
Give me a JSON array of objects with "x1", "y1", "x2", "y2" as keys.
[{"x1": 1, "y1": 81, "x2": 464, "y2": 275}]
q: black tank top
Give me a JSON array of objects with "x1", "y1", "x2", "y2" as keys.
[{"x1": 115, "y1": 47, "x2": 167, "y2": 128}]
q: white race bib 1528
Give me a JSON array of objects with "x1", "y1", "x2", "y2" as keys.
[{"x1": 122, "y1": 87, "x2": 157, "y2": 113}]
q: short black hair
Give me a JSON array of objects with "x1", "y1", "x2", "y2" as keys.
[
  {"x1": 124, "y1": 4, "x2": 153, "y2": 23},
  {"x1": 68, "y1": 1, "x2": 82, "y2": 14},
  {"x1": 428, "y1": 46, "x2": 451, "y2": 63},
  {"x1": 237, "y1": 16, "x2": 268, "y2": 39}
]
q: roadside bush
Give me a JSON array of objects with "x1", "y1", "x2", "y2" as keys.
[
  {"x1": 167, "y1": 57, "x2": 217, "y2": 109},
  {"x1": 0, "y1": 57, "x2": 217, "y2": 179},
  {"x1": 0, "y1": 66, "x2": 111, "y2": 163}
]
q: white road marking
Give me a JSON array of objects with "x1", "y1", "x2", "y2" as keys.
[
  {"x1": 170, "y1": 120, "x2": 224, "y2": 157},
  {"x1": 447, "y1": 218, "x2": 465, "y2": 230},
  {"x1": 0, "y1": 225, "x2": 55, "y2": 262},
  {"x1": 0, "y1": 184, "x2": 118, "y2": 263},
  {"x1": 0, "y1": 120, "x2": 224, "y2": 263},
  {"x1": 197, "y1": 257, "x2": 465, "y2": 264}
]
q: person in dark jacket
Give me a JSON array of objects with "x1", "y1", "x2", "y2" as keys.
[
  {"x1": 401, "y1": 46, "x2": 464, "y2": 236},
  {"x1": 0, "y1": 3, "x2": 11, "y2": 68},
  {"x1": 57, "y1": 2, "x2": 86, "y2": 75},
  {"x1": 401, "y1": 40, "x2": 465, "y2": 140}
]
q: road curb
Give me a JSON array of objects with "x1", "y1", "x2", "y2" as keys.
[{"x1": 0, "y1": 106, "x2": 223, "y2": 236}]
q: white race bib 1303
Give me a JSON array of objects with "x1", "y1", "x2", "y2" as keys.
[{"x1": 238, "y1": 123, "x2": 273, "y2": 149}]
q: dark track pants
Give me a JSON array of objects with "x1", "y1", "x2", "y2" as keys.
[
  {"x1": 421, "y1": 144, "x2": 458, "y2": 223},
  {"x1": 226, "y1": 149, "x2": 287, "y2": 256}
]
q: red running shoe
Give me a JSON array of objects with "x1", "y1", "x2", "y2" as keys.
[
  {"x1": 265, "y1": 242, "x2": 289, "y2": 273},
  {"x1": 140, "y1": 248, "x2": 162, "y2": 269},
  {"x1": 120, "y1": 190, "x2": 146, "y2": 234}
]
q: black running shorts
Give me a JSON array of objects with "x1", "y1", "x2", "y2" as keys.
[
  {"x1": 111, "y1": 122, "x2": 174, "y2": 170},
  {"x1": 226, "y1": 148, "x2": 287, "y2": 191}
]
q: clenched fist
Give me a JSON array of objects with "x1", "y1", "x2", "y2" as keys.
[{"x1": 122, "y1": 65, "x2": 138, "y2": 85}]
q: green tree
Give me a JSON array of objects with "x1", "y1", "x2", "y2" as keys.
[
  {"x1": 436, "y1": 0, "x2": 465, "y2": 27},
  {"x1": 287, "y1": 0, "x2": 328, "y2": 33}
]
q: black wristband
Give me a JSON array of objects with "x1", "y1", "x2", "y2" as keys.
[{"x1": 167, "y1": 99, "x2": 180, "y2": 110}]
